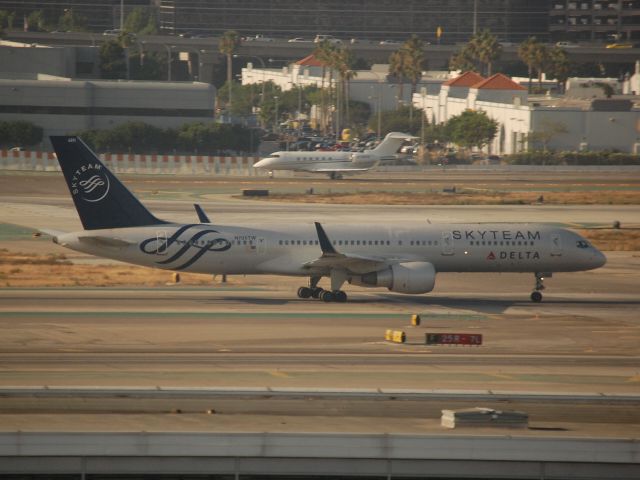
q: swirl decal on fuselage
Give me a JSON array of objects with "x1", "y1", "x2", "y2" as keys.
[{"x1": 139, "y1": 224, "x2": 232, "y2": 270}]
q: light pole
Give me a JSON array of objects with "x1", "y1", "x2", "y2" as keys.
[
  {"x1": 120, "y1": 0, "x2": 124, "y2": 32},
  {"x1": 274, "y1": 95, "x2": 279, "y2": 133},
  {"x1": 472, "y1": 0, "x2": 477, "y2": 35},
  {"x1": 164, "y1": 44, "x2": 173, "y2": 81}
]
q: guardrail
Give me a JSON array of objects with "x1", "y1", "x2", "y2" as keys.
[{"x1": 0, "y1": 149, "x2": 265, "y2": 176}]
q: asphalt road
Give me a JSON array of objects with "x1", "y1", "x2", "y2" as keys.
[{"x1": 0, "y1": 171, "x2": 638, "y2": 433}]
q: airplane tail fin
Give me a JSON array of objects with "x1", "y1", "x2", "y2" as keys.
[
  {"x1": 370, "y1": 132, "x2": 414, "y2": 157},
  {"x1": 50, "y1": 136, "x2": 166, "y2": 231}
]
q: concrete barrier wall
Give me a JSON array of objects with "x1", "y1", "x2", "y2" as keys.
[
  {"x1": 0, "y1": 149, "x2": 265, "y2": 177},
  {"x1": 0, "y1": 432, "x2": 639, "y2": 478},
  {"x1": 3, "y1": 149, "x2": 640, "y2": 176}
]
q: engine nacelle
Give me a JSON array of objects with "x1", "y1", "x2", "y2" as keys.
[
  {"x1": 349, "y1": 261, "x2": 436, "y2": 294},
  {"x1": 350, "y1": 152, "x2": 375, "y2": 166}
]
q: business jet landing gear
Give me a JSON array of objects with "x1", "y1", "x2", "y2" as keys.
[
  {"x1": 328, "y1": 172, "x2": 343, "y2": 180},
  {"x1": 530, "y1": 272, "x2": 550, "y2": 303},
  {"x1": 297, "y1": 276, "x2": 347, "y2": 302}
]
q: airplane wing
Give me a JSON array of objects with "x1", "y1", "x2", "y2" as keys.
[
  {"x1": 310, "y1": 167, "x2": 372, "y2": 173},
  {"x1": 303, "y1": 222, "x2": 408, "y2": 274},
  {"x1": 37, "y1": 228, "x2": 67, "y2": 238}
]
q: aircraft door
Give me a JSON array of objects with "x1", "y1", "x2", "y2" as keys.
[
  {"x1": 441, "y1": 231, "x2": 454, "y2": 255},
  {"x1": 156, "y1": 231, "x2": 168, "y2": 255},
  {"x1": 550, "y1": 233, "x2": 562, "y2": 256},
  {"x1": 257, "y1": 237, "x2": 266, "y2": 255}
]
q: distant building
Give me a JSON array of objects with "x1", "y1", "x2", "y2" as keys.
[
  {"x1": 240, "y1": 54, "x2": 447, "y2": 116},
  {"x1": 158, "y1": 0, "x2": 550, "y2": 43},
  {"x1": 0, "y1": 0, "x2": 150, "y2": 32},
  {"x1": 549, "y1": 0, "x2": 640, "y2": 43},
  {"x1": 414, "y1": 72, "x2": 640, "y2": 154},
  {"x1": 0, "y1": 75, "x2": 216, "y2": 146}
]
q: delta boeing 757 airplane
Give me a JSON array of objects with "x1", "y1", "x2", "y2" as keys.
[{"x1": 45, "y1": 136, "x2": 606, "y2": 303}]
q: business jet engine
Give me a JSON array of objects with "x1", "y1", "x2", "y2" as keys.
[
  {"x1": 349, "y1": 261, "x2": 436, "y2": 294},
  {"x1": 349, "y1": 152, "x2": 375, "y2": 166}
]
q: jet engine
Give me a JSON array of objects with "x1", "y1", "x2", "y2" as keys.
[
  {"x1": 349, "y1": 152, "x2": 375, "y2": 166},
  {"x1": 349, "y1": 261, "x2": 436, "y2": 294}
]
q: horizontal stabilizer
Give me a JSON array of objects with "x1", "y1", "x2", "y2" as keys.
[
  {"x1": 78, "y1": 236, "x2": 135, "y2": 248},
  {"x1": 194, "y1": 204, "x2": 211, "y2": 223}
]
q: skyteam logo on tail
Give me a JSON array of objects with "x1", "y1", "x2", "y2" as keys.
[{"x1": 70, "y1": 163, "x2": 110, "y2": 203}]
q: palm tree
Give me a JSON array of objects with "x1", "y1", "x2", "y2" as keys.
[
  {"x1": 313, "y1": 40, "x2": 336, "y2": 134},
  {"x1": 388, "y1": 49, "x2": 408, "y2": 109},
  {"x1": 401, "y1": 35, "x2": 425, "y2": 122},
  {"x1": 546, "y1": 46, "x2": 571, "y2": 93},
  {"x1": 473, "y1": 29, "x2": 502, "y2": 76},
  {"x1": 531, "y1": 44, "x2": 549, "y2": 90},
  {"x1": 518, "y1": 36, "x2": 541, "y2": 93},
  {"x1": 330, "y1": 46, "x2": 357, "y2": 133},
  {"x1": 449, "y1": 48, "x2": 476, "y2": 73},
  {"x1": 218, "y1": 30, "x2": 240, "y2": 114}
]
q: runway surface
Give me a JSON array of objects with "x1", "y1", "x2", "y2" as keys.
[{"x1": 0, "y1": 171, "x2": 639, "y2": 434}]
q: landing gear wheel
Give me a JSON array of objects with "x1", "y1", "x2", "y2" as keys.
[
  {"x1": 320, "y1": 290, "x2": 334, "y2": 302},
  {"x1": 297, "y1": 287, "x2": 312, "y2": 299},
  {"x1": 311, "y1": 287, "x2": 324, "y2": 299},
  {"x1": 530, "y1": 291, "x2": 543, "y2": 303},
  {"x1": 334, "y1": 290, "x2": 347, "y2": 302}
]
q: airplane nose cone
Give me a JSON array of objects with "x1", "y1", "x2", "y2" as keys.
[
  {"x1": 253, "y1": 159, "x2": 268, "y2": 169},
  {"x1": 592, "y1": 250, "x2": 607, "y2": 269}
]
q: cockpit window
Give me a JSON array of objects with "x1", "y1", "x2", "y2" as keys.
[
  {"x1": 270, "y1": 154, "x2": 280, "y2": 158},
  {"x1": 576, "y1": 240, "x2": 590, "y2": 249}
]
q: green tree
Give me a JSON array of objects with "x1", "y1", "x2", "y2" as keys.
[
  {"x1": 99, "y1": 39, "x2": 126, "y2": 79},
  {"x1": 124, "y1": 7, "x2": 158, "y2": 35},
  {"x1": 0, "y1": 10, "x2": 12, "y2": 36},
  {"x1": 474, "y1": 29, "x2": 502, "y2": 76},
  {"x1": 401, "y1": 35, "x2": 425, "y2": 122},
  {"x1": 388, "y1": 49, "x2": 408, "y2": 108},
  {"x1": 0, "y1": 120, "x2": 43, "y2": 147},
  {"x1": 129, "y1": 51, "x2": 166, "y2": 80},
  {"x1": 546, "y1": 46, "x2": 571, "y2": 93},
  {"x1": 524, "y1": 119, "x2": 568, "y2": 153},
  {"x1": 218, "y1": 30, "x2": 240, "y2": 114},
  {"x1": 26, "y1": 10, "x2": 51, "y2": 32},
  {"x1": 446, "y1": 110, "x2": 498, "y2": 152},
  {"x1": 313, "y1": 40, "x2": 337, "y2": 133},
  {"x1": 368, "y1": 105, "x2": 421, "y2": 136},
  {"x1": 58, "y1": 8, "x2": 87, "y2": 32},
  {"x1": 449, "y1": 48, "x2": 476, "y2": 73},
  {"x1": 449, "y1": 29, "x2": 501, "y2": 76},
  {"x1": 518, "y1": 37, "x2": 547, "y2": 93}
]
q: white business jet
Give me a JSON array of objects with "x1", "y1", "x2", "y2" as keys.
[
  {"x1": 44, "y1": 136, "x2": 606, "y2": 303},
  {"x1": 253, "y1": 132, "x2": 411, "y2": 179}
]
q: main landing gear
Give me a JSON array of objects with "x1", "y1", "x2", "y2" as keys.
[
  {"x1": 297, "y1": 277, "x2": 347, "y2": 302},
  {"x1": 531, "y1": 272, "x2": 550, "y2": 303}
]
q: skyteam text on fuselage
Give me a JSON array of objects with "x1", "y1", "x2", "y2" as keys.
[
  {"x1": 253, "y1": 132, "x2": 412, "y2": 179},
  {"x1": 46, "y1": 136, "x2": 606, "y2": 303}
]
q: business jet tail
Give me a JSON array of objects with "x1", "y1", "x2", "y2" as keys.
[
  {"x1": 50, "y1": 136, "x2": 167, "y2": 231},
  {"x1": 370, "y1": 132, "x2": 415, "y2": 157}
]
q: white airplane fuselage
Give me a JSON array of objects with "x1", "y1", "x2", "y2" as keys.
[
  {"x1": 253, "y1": 150, "x2": 375, "y2": 173},
  {"x1": 47, "y1": 135, "x2": 606, "y2": 302},
  {"x1": 55, "y1": 222, "x2": 605, "y2": 278}
]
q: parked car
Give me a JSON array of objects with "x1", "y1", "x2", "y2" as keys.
[
  {"x1": 288, "y1": 37, "x2": 312, "y2": 43},
  {"x1": 102, "y1": 29, "x2": 121, "y2": 36},
  {"x1": 606, "y1": 42, "x2": 633, "y2": 49}
]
